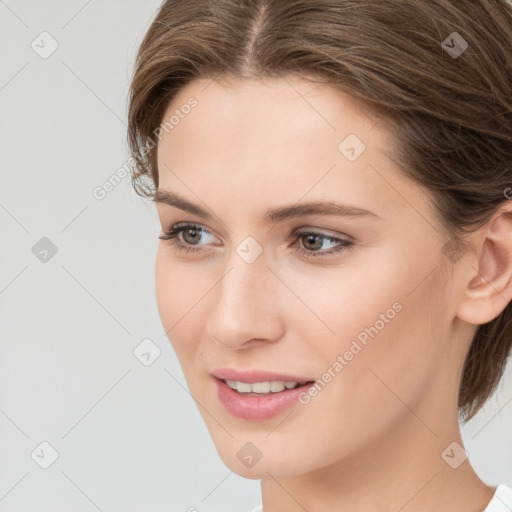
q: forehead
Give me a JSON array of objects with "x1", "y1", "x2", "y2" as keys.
[
  {"x1": 156, "y1": 75, "x2": 388, "y2": 177},
  {"x1": 154, "y1": 75, "x2": 434, "y2": 229},
  {"x1": 159, "y1": 74, "x2": 382, "y2": 144}
]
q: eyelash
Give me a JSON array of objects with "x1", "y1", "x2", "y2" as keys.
[{"x1": 158, "y1": 222, "x2": 354, "y2": 259}]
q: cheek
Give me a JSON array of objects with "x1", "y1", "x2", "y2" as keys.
[
  {"x1": 290, "y1": 256, "x2": 447, "y2": 411},
  {"x1": 155, "y1": 249, "x2": 206, "y2": 358},
  {"x1": 270, "y1": 266, "x2": 447, "y2": 468}
]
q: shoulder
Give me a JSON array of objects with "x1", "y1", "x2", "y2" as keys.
[{"x1": 484, "y1": 484, "x2": 512, "y2": 511}]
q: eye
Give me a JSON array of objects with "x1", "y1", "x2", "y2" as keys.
[
  {"x1": 158, "y1": 222, "x2": 217, "y2": 254},
  {"x1": 293, "y1": 229, "x2": 354, "y2": 259},
  {"x1": 159, "y1": 223, "x2": 354, "y2": 259}
]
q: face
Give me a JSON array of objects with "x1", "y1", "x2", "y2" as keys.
[{"x1": 154, "y1": 75, "x2": 464, "y2": 479}]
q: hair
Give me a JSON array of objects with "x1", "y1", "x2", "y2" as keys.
[{"x1": 127, "y1": 0, "x2": 512, "y2": 423}]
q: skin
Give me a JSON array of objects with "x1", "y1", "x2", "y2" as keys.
[{"x1": 154, "y1": 75, "x2": 512, "y2": 512}]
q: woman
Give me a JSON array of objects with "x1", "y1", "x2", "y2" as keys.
[{"x1": 127, "y1": 1, "x2": 512, "y2": 510}]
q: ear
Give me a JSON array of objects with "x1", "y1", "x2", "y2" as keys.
[{"x1": 456, "y1": 204, "x2": 512, "y2": 325}]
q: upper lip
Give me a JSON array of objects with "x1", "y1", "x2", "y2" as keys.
[{"x1": 211, "y1": 368, "x2": 315, "y2": 383}]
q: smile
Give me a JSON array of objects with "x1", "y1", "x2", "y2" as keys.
[
  {"x1": 213, "y1": 377, "x2": 315, "y2": 420},
  {"x1": 224, "y1": 379, "x2": 309, "y2": 395}
]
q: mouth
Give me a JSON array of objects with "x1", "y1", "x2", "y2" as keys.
[
  {"x1": 212, "y1": 375, "x2": 317, "y2": 420},
  {"x1": 219, "y1": 378, "x2": 314, "y2": 396}
]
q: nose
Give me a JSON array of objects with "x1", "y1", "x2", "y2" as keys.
[{"x1": 205, "y1": 243, "x2": 285, "y2": 349}]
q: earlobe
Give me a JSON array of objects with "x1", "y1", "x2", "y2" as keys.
[{"x1": 456, "y1": 207, "x2": 512, "y2": 326}]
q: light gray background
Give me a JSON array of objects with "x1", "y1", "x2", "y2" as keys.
[{"x1": 1, "y1": 1, "x2": 511, "y2": 511}]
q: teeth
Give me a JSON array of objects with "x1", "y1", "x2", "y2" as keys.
[{"x1": 225, "y1": 380, "x2": 306, "y2": 394}]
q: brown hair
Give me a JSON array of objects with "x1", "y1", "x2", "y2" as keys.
[{"x1": 127, "y1": 0, "x2": 512, "y2": 422}]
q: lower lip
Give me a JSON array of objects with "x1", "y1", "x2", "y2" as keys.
[{"x1": 213, "y1": 377, "x2": 315, "y2": 420}]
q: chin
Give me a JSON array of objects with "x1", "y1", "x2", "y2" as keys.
[{"x1": 210, "y1": 434, "x2": 314, "y2": 479}]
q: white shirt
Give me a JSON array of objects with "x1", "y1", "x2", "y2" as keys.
[
  {"x1": 483, "y1": 484, "x2": 512, "y2": 511},
  {"x1": 248, "y1": 484, "x2": 512, "y2": 512}
]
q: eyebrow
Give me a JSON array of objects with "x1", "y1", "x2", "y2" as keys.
[{"x1": 152, "y1": 189, "x2": 380, "y2": 223}]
